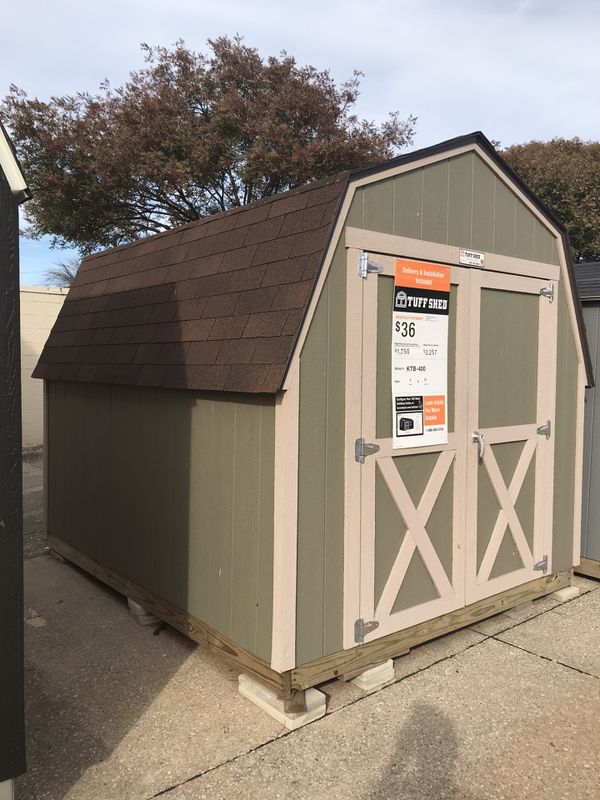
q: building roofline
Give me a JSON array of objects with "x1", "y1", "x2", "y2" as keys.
[{"x1": 0, "y1": 121, "x2": 30, "y2": 203}]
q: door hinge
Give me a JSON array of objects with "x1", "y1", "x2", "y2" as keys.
[
  {"x1": 355, "y1": 437, "x2": 380, "y2": 463},
  {"x1": 358, "y1": 251, "x2": 384, "y2": 278},
  {"x1": 534, "y1": 555, "x2": 548, "y2": 572},
  {"x1": 537, "y1": 421, "x2": 551, "y2": 439},
  {"x1": 539, "y1": 283, "x2": 554, "y2": 302},
  {"x1": 354, "y1": 618, "x2": 379, "y2": 644}
]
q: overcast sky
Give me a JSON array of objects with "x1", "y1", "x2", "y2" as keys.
[{"x1": 4, "y1": 0, "x2": 599, "y2": 284}]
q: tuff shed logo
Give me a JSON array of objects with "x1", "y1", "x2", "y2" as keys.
[{"x1": 394, "y1": 289, "x2": 449, "y2": 314}]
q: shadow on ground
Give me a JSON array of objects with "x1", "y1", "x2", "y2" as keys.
[
  {"x1": 18, "y1": 557, "x2": 198, "y2": 800},
  {"x1": 363, "y1": 702, "x2": 469, "y2": 800}
]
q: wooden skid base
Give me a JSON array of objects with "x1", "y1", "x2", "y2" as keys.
[
  {"x1": 575, "y1": 557, "x2": 600, "y2": 580},
  {"x1": 49, "y1": 536, "x2": 571, "y2": 697},
  {"x1": 290, "y1": 570, "x2": 572, "y2": 691}
]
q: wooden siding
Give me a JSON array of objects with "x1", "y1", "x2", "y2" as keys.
[
  {"x1": 553, "y1": 285, "x2": 579, "y2": 571},
  {"x1": 581, "y1": 304, "x2": 600, "y2": 561},
  {"x1": 350, "y1": 153, "x2": 560, "y2": 265},
  {"x1": 296, "y1": 240, "x2": 346, "y2": 665},
  {"x1": 47, "y1": 381, "x2": 275, "y2": 662}
]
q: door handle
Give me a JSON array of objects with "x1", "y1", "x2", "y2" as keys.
[{"x1": 472, "y1": 431, "x2": 485, "y2": 460}]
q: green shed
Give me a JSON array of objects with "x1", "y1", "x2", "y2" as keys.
[{"x1": 34, "y1": 132, "x2": 591, "y2": 721}]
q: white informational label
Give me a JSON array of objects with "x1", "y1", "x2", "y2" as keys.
[
  {"x1": 459, "y1": 248, "x2": 484, "y2": 267},
  {"x1": 392, "y1": 259, "x2": 450, "y2": 449}
]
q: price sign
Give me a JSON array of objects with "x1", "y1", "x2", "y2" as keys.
[{"x1": 392, "y1": 259, "x2": 450, "y2": 449}]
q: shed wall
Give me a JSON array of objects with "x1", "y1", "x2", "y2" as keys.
[
  {"x1": 552, "y1": 285, "x2": 579, "y2": 571},
  {"x1": 47, "y1": 381, "x2": 275, "y2": 662},
  {"x1": 581, "y1": 303, "x2": 600, "y2": 561},
  {"x1": 350, "y1": 152, "x2": 560, "y2": 265},
  {"x1": 295, "y1": 153, "x2": 570, "y2": 666},
  {"x1": 0, "y1": 164, "x2": 25, "y2": 782},
  {"x1": 296, "y1": 240, "x2": 346, "y2": 664}
]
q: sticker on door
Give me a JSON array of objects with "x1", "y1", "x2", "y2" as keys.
[{"x1": 392, "y1": 260, "x2": 450, "y2": 449}]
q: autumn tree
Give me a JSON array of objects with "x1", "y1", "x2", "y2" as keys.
[
  {"x1": 502, "y1": 138, "x2": 600, "y2": 262},
  {"x1": 2, "y1": 37, "x2": 416, "y2": 256}
]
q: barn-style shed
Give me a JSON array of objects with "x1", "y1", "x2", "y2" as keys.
[
  {"x1": 35, "y1": 132, "x2": 591, "y2": 719},
  {"x1": 575, "y1": 262, "x2": 600, "y2": 580}
]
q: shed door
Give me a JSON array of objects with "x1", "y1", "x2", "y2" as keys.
[
  {"x1": 464, "y1": 270, "x2": 557, "y2": 603},
  {"x1": 344, "y1": 250, "x2": 557, "y2": 648},
  {"x1": 347, "y1": 258, "x2": 471, "y2": 646}
]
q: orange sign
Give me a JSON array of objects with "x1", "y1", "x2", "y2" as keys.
[
  {"x1": 424, "y1": 395, "x2": 446, "y2": 426},
  {"x1": 395, "y1": 259, "x2": 451, "y2": 293}
]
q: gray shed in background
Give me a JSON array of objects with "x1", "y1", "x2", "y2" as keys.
[{"x1": 575, "y1": 262, "x2": 600, "y2": 579}]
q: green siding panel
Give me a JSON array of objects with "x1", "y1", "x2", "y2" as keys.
[
  {"x1": 296, "y1": 241, "x2": 346, "y2": 665},
  {"x1": 364, "y1": 177, "x2": 394, "y2": 235},
  {"x1": 393, "y1": 169, "x2": 423, "y2": 240},
  {"x1": 47, "y1": 382, "x2": 275, "y2": 662},
  {"x1": 515, "y1": 199, "x2": 535, "y2": 261},
  {"x1": 421, "y1": 161, "x2": 449, "y2": 245},
  {"x1": 471, "y1": 154, "x2": 495, "y2": 252},
  {"x1": 478, "y1": 289, "x2": 539, "y2": 428},
  {"x1": 493, "y1": 179, "x2": 517, "y2": 257},
  {"x1": 553, "y1": 285, "x2": 578, "y2": 572},
  {"x1": 447, "y1": 152, "x2": 474, "y2": 249}
]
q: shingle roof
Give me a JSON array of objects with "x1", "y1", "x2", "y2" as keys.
[
  {"x1": 33, "y1": 172, "x2": 349, "y2": 393},
  {"x1": 574, "y1": 262, "x2": 600, "y2": 301}
]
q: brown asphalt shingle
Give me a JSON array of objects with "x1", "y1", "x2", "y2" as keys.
[{"x1": 34, "y1": 172, "x2": 349, "y2": 394}]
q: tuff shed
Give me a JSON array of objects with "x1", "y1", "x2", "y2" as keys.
[{"x1": 36, "y1": 133, "x2": 591, "y2": 719}]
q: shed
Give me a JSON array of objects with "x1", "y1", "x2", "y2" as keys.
[
  {"x1": 574, "y1": 261, "x2": 600, "y2": 579},
  {"x1": 35, "y1": 132, "x2": 591, "y2": 717},
  {"x1": 0, "y1": 121, "x2": 30, "y2": 791}
]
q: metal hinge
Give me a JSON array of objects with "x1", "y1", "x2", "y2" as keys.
[
  {"x1": 539, "y1": 283, "x2": 554, "y2": 302},
  {"x1": 355, "y1": 437, "x2": 380, "y2": 463},
  {"x1": 355, "y1": 618, "x2": 379, "y2": 644},
  {"x1": 358, "y1": 251, "x2": 384, "y2": 278},
  {"x1": 537, "y1": 421, "x2": 551, "y2": 439},
  {"x1": 534, "y1": 555, "x2": 548, "y2": 573}
]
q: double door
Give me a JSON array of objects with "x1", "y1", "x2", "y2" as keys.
[{"x1": 344, "y1": 252, "x2": 557, "y2": 648}]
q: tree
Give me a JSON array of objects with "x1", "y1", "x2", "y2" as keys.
[
  {"x1": 44, "y1": 257, "x2": 79, "y2": 287},
  {"x1": 2, "y1": 37, "x2": 416, "y2": 256},
  {"x1": 502, "y1": 138, "x2": 600, "y2": 262}
]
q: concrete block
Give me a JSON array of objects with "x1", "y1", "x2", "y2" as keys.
[
  {"x1": 351, "y1": 659, "x2": 395, "y2": 691},
  {"x1": 549, "y1": 586, "x2": 580, "y2": 602},
  {"x1": 0, "y1": 779, "x2": 14, "y2": 800},
  {"x1": 127, "y1": 598, "x2": 159, "y2": 626},
  {"x1": 238, "y1": 674, "x2": 326, "y2": 730}
]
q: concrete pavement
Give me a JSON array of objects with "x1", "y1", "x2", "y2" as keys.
[{"x1": 18, "y1": 460, "x2": 600, "y2": 800}]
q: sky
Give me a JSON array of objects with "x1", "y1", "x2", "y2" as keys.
[{"x1": 4, "y1": 0, "x2": 600, "y2": 284}]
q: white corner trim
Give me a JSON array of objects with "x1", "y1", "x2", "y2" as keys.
[{"x1": 0, "y1": 129, "x2": 27, "y2": 196}]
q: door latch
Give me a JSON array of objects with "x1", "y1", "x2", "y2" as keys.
[
  {"x1": 472, "y1": 431, "x2": 485, "y2": 460},
  {"x1": 534, "y1": 555, "x2": 548, "y2": 572},
  {"x1": 537, "y1": 421, "x2": 551, "y2": 439},
  {"x1": 539, "y1": 284, "x2": 554, "y2": 302},
  {"x1": 354, "y1": 618, "x2": 379, "y2": 644},
  {"x1": 355, "y1": 438, "x2": 380, "y2": 463}
]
